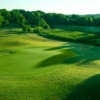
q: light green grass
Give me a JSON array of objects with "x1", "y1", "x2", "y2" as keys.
[{"x1": 0, "y1": 28, "x2": 100, "y2": 100}]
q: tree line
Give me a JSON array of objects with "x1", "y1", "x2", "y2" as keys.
[{"x1": 0, "y1": 9, "x2": 100, "y2": 27}]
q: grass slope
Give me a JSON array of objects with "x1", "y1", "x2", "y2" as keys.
[{"x1": 0, "y1": 28, "x2": 100, "y2": 100}]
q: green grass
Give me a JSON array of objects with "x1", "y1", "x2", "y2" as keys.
[
  {"x1": 40, "y1": 25, "x2": 100, "y2": 46},
  {"x1": 0, "y1": 28, "x2": 100, "y2": 100}
]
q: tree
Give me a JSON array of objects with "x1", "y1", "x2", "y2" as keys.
[
  {"x1": 10, "y1": 10, "x2": 27, "y2": 27},
  {"x1": 2, "y1": 20, "x2": 9, "y2": 27},
  {"x1": 86, "y1": 16, "x2": 93, "y2": 26},
  {"x1": 0, "y1": 15, "x2": 4, "y2": 26},
  {"x1": 0, "y1": 9, "x2": 100, "y2": 27},
  {"x1": 37, "y1": 18, "x2": 50, "y2": 29},
  {"x1": 0, "y1": 9, "x2": 11, "y2": 22}
]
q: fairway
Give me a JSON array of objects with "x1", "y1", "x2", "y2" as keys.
[{"x1": 0, "y1": 29, "x2": 100, "y2": 100}]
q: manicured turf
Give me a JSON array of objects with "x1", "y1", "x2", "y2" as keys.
[{"x1": 0, "y1": 28, "x2": 100, "y2": 100}]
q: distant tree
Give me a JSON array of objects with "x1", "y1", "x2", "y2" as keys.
[
  {"x1": 0, "y1": 9, "x2": 11, "y2": 22},
  {"x1": 77, "y1": 16, "x2": 87, "y2": 26},
  {"x1": 93, "y1": 17, "x2": 100, "y2": 26},
  {"x1": 2, "y1": 20, "x2": 9, "y2": 27},
  {"x1": 10, "y1": 10, "x2": 27, "y2": 27},
  {"x1": 69, "y1": 14, "x2": 80, "y2": 25},
  {"x1": 86, "y1": 16, "x2": 93, "y2": 26},
  {"x1": 0, "y1": 15, "x2": 4, "y2": 26},
  {"x1": 23, "y1": 10, "x2": 44, "y2": 25},
  {"x1": 37, "y1": 18, "x2": 50, "y2": 29},
  {"x1": 0, "y1": 9, "x2": 100, "y2": 27}
]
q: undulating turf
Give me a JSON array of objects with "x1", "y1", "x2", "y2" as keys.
[{"x1": 0, "y1": 28, "x2": 100, "y2": 100}]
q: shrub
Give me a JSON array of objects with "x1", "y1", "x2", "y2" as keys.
[
  {"x1": 43, "y1": 24, "x2": 50, "y2": 29},
  {"x1": 22, "y1": 24, "x2": 31, "y2": 32},
  {"x1": 34, "y1": 26, "x2": 43, "y2": 33}
]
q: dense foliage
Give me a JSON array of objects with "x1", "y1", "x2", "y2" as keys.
[{"x1": 0, "y1": 9, "x2": 100, "y2": 27}]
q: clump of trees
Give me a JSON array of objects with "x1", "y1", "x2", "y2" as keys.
[
  {"x1": 33, "y1": 18, "x2": 50, "y2": 33},
  {"x1": 0, "y1": 9, "x2": 100, "y2": 28},
  {"x1": 21, "y1": 17, "x2": 50, "y2": 33}
]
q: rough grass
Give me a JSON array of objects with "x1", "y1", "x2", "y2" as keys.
[
  {"x1": 39, "y1": 25, "x2": 100, "y2": 46},
  {"x1": 0, "y1": 28, "x2": 100, "y2": 100}
]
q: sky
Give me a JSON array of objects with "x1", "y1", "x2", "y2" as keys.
[{"x1": 0, "y1": 0, "x2": 100, "y2": 14}]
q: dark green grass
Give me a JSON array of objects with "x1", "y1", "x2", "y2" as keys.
[
  {"x1": 36, "y1": 49, "x2": 76, "y2": 67},
  {"x1": 67, "y1": 74, "x2": 100, "y2": 100},
  {"x1": 0, "y1": 28, "x2": 100, "y2": 100}
]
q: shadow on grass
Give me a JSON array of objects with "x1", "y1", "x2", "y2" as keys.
[
  {"x1": 63, "y1": 45, "x2": 100, "y2": 65},
  {"x1": 66, "y1": 74, "x2": 100, "y2": 100},
  {"x1": 35, "y1": 43, "x2": 100, "y2": 67},
  {"x1": 35, "y1": 49, "x2": 76, "y2": 67},
  {"x1": 46, "y1": 46, "x2": 67, "y2": 51}
]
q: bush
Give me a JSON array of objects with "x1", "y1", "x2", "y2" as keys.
[
  {"x1": 22, "y1": 24, "x2": 31, "y2": 32},
  {"x1": 34, "y1": 26, "x2": 43, "y2": 33}
]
